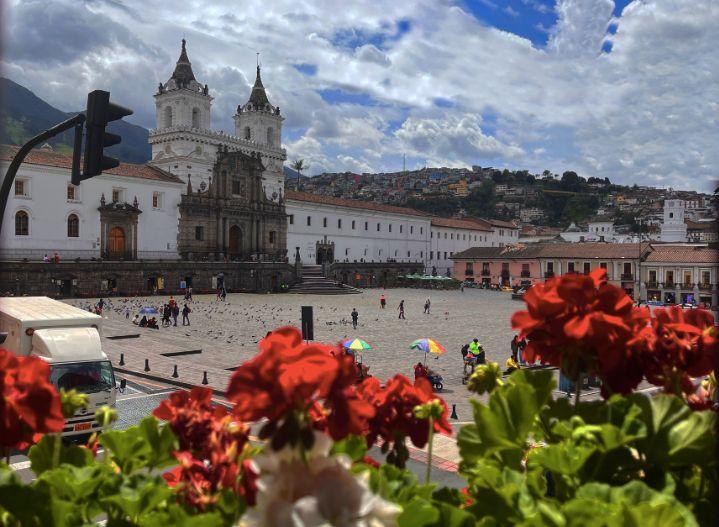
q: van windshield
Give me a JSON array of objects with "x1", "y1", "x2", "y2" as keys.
[{"x1": 49, "y1": 361, "x2": 115, "y2": 394}]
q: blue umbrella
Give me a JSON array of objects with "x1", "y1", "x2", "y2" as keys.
[{"x1": 139, "y1": 307, "x2": 158, "y2": 314}]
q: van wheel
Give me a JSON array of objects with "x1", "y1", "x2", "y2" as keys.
[{"x1": 434, "y1": 383, "x2": 443, "y2": 391}]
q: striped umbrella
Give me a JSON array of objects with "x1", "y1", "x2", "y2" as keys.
[
  {"x1": 410, "y1": 338, "x2": 447, "y2": 365},
  {"x1": 342, "y1": 338, "x2": 373, "y2": 351}
]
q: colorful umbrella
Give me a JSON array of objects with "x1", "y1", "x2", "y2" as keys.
[
  {"x1": 342, "y1": 338, "x2": 373, "y2": 351},
  {"x1": 410, "y1": 338, "x2": 447, "y2": 364}
]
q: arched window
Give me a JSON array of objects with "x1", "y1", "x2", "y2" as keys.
[
  {"x1": 15, "y1": 210, "x2": 29, "y2": 236},
  {"x1": 67, "y1": 214, "x2": 79, "y2": 237},
  {"x1": 266, "y1": 127, "x2": 273, "y2": 145},
  {"x1": 164, "y1": 106, "x2": 173, "y2": 128},
  {"x1": 192, "y1": 107, "x2": 200, "y2": 128},
  {"x1": 244, "y1": 127, "x2": 251, "y2": 140}
]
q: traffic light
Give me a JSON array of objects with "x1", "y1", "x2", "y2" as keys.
[{"x1": 73, "y1": 90, "x2": 132, "y2": 185}]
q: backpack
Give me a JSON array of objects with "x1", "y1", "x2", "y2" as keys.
[{"x1": 461, "y1": 344, "x2": 469, "y2": 357}]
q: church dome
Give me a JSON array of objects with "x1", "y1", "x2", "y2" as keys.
[{"x1": 160, "y1": 39, "x2": 205, "y2": 94}]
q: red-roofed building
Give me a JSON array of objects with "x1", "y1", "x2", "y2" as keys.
[{"x1": 1, "y1": 144, "x2": 184, "y2": 263}]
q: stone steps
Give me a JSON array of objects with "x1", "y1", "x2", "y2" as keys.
[{"x1": 288, "y1": 266, "x2": 362, "y2": 295}]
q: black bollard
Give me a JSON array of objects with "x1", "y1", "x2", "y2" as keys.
[
  {"x1": 202, "y1": 371, "x2": 209, "y2": 385},
  {"x1": 172, "y1": 364, "x2": 179, "y2": 378},
  {"x1": 119, "y1": 353, "x2": 125, "y2": 366},
  {"x1": 450, "y1": 404, "x2": 458, "y2": 420},
  {"x1": 144, "y1": 358, "x2": 150, "y2": 372}
]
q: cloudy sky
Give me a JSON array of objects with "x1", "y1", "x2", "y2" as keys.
[{"x1": 2, "y1": 0, "x2": 717, "y2": 191}]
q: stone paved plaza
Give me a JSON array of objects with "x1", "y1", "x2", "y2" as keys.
[{"x1": 68, "y1": 288, "x2": 542, "y2": 421}]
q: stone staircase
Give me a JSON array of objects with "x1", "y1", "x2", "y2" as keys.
[{"x1": 288, "y1": 265, "x2": 362, "y2": 295}]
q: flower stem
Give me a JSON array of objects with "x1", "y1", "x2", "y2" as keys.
[
  {"x1": 426, "y1": 416, "x2": 434, "y2": 485},
  {"x1": 574, "y1": 374, "x2": 582, "y2": 409},
  {"x1": 52, "y1": 434, "x2": 61, "y2": 469}
]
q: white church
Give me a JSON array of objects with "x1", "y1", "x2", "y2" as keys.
[{"x1": 0, "y1": 39, "x2": 517, "y2": 275}]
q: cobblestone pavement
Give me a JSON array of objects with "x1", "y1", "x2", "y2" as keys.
[{"x1": 69, "y1": 288, "x2": 531, "y2": 421}]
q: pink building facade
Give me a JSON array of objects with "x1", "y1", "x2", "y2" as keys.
[{"x1": 451, "y1": 246, "x2": 543, "y2": 287}]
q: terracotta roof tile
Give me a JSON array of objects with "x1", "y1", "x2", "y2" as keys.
[
  {"x1": 430, "y1": 217, "x2": 492, "y2": 231},
  {"x1": 284, "y1": 190, "x2": 428, "y2": 217},
  {"x1": 0, "y1": 145, "x2": 184, "y2": 184},
  {"x1": 537, "y1": 243, "x2": 644, "y2": 259},
  {"x1": 452, "y1": 245, "x2": 544, "y2": 259},
  {"x1": 645, "y1": 245, "x2": 719, "y2": 264}
]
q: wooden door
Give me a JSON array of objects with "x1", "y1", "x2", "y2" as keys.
[{"x1": 108, "y1": 227, "x2": 125, "y2": 259}]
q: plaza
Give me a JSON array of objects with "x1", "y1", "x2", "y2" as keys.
[{"x1": 69, "y1": 287, "x2": 526, "y2": 420}]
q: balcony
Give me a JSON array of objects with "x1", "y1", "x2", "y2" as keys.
[
  {"x1": 664, "y1": 281, "x2": 675, "y2": 288},
  {"x1": 520, "y1": 271, "x2": 531, "y2": 278},
  {"x1": 699, "y1": 282, "x2": 712, "y2": 290},
  {"x1": 481, "y1": 269, "x2": 490, "y2": 276},
  {"x1": 465, "y1": 269, "x2": 474, "y2": 276},
  {"x1": 621, "y1": 273, "x2": 634, "y2": 281},
  {"x1": 544, "y1": 271, "x2": 555, "y2": 278},
  {"x1": 646, "y1": 281, "x2": 659, "y2": 289},
  {"x1": 682, "y1": 282, "x2": 693, "y2": 289}
]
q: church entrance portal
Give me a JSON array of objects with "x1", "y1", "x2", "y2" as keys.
[
  {"x1": 108, "y1": 227, "x2": 126, "y2": 260},
  {"x1": 315, "y1": 237, "x2": 334, "y2": 265},
  {"x1": 229, "y1": 225, "x2": 242, "y2": 256}
]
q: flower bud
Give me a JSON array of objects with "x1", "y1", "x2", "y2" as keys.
[
  {"x1": 467, "y1": 362, "x2": 503, "y2": 395},
  {"x1": 60, "y1": 389, "x2": 89, "y2": 418},
  {"x1": 95, "y1": 405, "x2": 118, "y2": 427}
]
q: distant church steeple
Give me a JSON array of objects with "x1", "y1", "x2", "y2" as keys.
[
  {"x1": 171, "y1": 39, "x2": 196, "y2": 88},
  {"x1": 248, "y1": 65, "x2": 271, "y2": 108}
]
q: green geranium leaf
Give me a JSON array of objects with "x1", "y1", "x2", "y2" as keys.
[
  {"x1": 431, "y1": 502, "x2": 475, "y2": 527},
  {"x1": 461, "y1": 370, "x2": 552, "y2": 469},
  {"x1": 529, "y1": 443, "x2": 595, "y2": 476},
  {"x1": 398, "y1": 496, "x2": 439, "y2": 527},
  {"x1": 139, "y1": 505, "x2": 225, "y2": 527},
  {"x1": 0, "y1": 480, "x2": 53, "y2": 526},
  {"x1": 101, "y1": 475, "x2": 173, "y2": 521},
  {"x1": 630, "y1": 394, "x2": 716, "y2": 469},
  {"x1": 28, "y1": 435, "x2": 94, "y2": 475},
  {"x1": 330, "y1": 435, "x2": 368, "y2": 462},
  {"x1": 99, "y1": 416, "x2": 177, "y2": 474}
]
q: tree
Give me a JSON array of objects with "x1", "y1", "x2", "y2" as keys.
[
  {"x1": 291, "y1": 159, "x2": 305, "y2": 191},
  {"x1": 560, "y1": 171, "x2": 584, "y2": 192}
]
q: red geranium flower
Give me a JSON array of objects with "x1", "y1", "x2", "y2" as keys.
[
  {"x1": 154, "y1": 387, "x2": 246, "y2": 457},
  {"x1": 640, "y1": 306, "x2": 719, "y2": 395},
  {"x1": 226, "y1": 327, "x2": 376, "y2": 442},
  {"x1": 511, "y1": 269, "x2": 648, "y2": 396},
  {"x1": 0, "y1": 348, "x2": 64, "y2": 450},
  {"x1": 365, "y1": 375, "x2": 451, "y2": 450},
  {"x1": 226, "y1": 327, "x2": 339, "y2": 422}
]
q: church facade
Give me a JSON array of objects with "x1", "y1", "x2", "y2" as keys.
[{"x1": 177, "y1": 147, "x2": 287, "y2": 261}]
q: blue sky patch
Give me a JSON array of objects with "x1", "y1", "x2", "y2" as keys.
[
  {"x1": 294, "y1": 63, "x2": 317, "y2": 76},
  {"x1": 319, "y1": 88, "x2": 380, "y2": 106}
]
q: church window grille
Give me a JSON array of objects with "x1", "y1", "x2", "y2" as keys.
[
  {"x1": 67, "y1": 214, "x2": 79, "y2": 238},
  {"x1": 307, "y1": 216, "x2": 311, "y2": 226},
  {"x1": 345, "y1": 248, "x2": 350, "y2": 256},
  {"x1": 451, "y1": 233, "x2": 454, "y2": 240},
  {"x1": 410, "y1": 226, "x2": 414, "y2": 234},
  {"x1": 67, "y1": 184, "x2": 77, "y2": 201},
  {"x1": 289, "y1": 215, "x2": 294, "y2": 225},
  {"x1": 195, "y1": 226, "x2": 204, "y2": 241},
  {"x1": 400, "y1": 225, "x2": 403, "y2": 233},
  {"x1": 444, "y1": 252, "x2": 447, "y2": 259},
  {"x1": 112, "y1": 189, "x2": 123, "y2": 203},
  {"x1": 337, "y1": 219, "x2": 342, "y2": 229},
  {"x1": 430, "y1": 251, "x2": 434, "y2": 260},
  {"x1": 323, "y1": 217, "x2": 327, "y2": 228},
  {"x1": 389, "y1": 224, "x2": 392, "y2": 233},
  {"x1": 152, "y1": 192, "x2": 163, "y2": 209},
  {"x1": 421, "y1": 251, "x2": 423, "y2": 258},
  {"x1": 407, "y1": 251, "x2": 410, "y2": 258},
  {"x1": 364, "y1": 221, "x2": 368, "y2": 231},
  {"x1": 15, "y1": 211, "x2": 29, "y2": 236},
  {"x1": 14, "y1": 179, "x2": 27, "y2": 197},
  {"x1": 420, "y1": 227, "x2": 423, "y2": 234},
  {"x1": 351, "y1": 220, "x2": 355, "y2": 229},
  {"x1": 377, "y1": 223, "x2": 380, "y2": 232}
]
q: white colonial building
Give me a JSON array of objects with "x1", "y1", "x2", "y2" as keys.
[
  {"x1": 0, "y1": 145, "x2": 183, "y2": 260},
  {"x1": 148, "y1": 40, "x2": 286, "y2": 204},
  {"x1": 285, "y1": 191, "x2": 518, "y2": 275}
]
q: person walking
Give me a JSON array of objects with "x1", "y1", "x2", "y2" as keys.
[
  {"x1": 460, "y1": 282, "x2": 465, "y2": 293},
  {"x1": 124, "y1": 306, "x2": 130, "y2": 319},
  {"x1": 351, "y1": 308, "x2": 359, "y2": 329},
  {"x1": 423, "y1": 298, "x2": 431, "y2": 314},
  {"x1": 398, "y1": 300, "x2": 405, "y2": 319},
  {"x1": 511, "y1": 335, "x2": 520, "y2": 363},
  {"x1": 380, "y1": 294, "x2": 386, "y2": 309},
  {"x1": 172, "y1": 303, "x2": 179, "y2": 327},
  {"x1": 182, "y1": 303, "x2": 191, "y2": 326}
]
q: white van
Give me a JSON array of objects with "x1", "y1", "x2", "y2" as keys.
[{"x1": 0, "y1": 296, "x2": 117, "y2": 438}]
